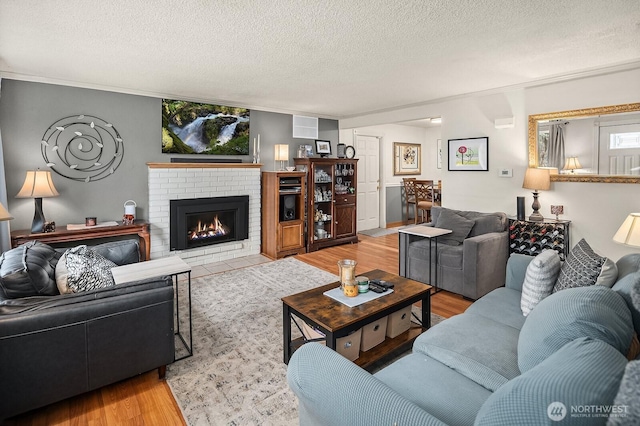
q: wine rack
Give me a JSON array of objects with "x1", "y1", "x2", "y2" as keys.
[{"x1": 508, "y1": 218, "x2": 571, "y2": 261}]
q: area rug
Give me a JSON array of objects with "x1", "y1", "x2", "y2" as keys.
[
  {"x1": 166, "y1": 258, "x2": 444, "y2": 425},
  {"x1": 358, "y1": 227, "x2": 401, "y2": 237}
]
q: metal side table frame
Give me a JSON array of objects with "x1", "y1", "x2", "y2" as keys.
[
  {"x1": 111, "y1": 256, "x2": 193, "y2": 361},
  {"x1": 399, "y1": 225, "x2": 452, "y2": 292}
]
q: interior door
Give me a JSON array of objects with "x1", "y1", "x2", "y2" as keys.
[
  {"x1": 355, "y1": 135, "x2": 380, "y2": 231},
  {"x1": 599, "y1": 122, "x2": 640, "y2": 174}
]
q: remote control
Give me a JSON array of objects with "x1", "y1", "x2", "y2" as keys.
[
  {"x1": 370, "y1": 279, "x2": 394, "y2": 289},
  {"x1": 368, "y1": 283, "x2": 387, "y2": 293}
]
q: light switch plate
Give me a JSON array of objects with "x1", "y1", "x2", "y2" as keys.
[{"x1": 498, "y1": 168, "x2": 513, "y2": 178}]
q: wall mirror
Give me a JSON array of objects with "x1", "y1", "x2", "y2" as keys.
[{"x1": 528, "y1": 102, "x2": 640, "y2": 183}]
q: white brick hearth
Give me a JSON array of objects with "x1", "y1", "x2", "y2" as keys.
[{"x1": 148, "y1": 163, "x2": 261, "y2": 266}]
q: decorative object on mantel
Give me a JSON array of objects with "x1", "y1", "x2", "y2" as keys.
[
  {"x1": 551, "y1": 205, "x2": 564, "y2": 220},
  {"x1": 613, "y1": 213, "x2": 640, "y2": 248},
  {"x1": 253, "y1": 133, "x2": 260, "y2": 163},
  {"x1": 41, "y1": 114, "x2": 124, "y2": 182},
  {"x1": 123, "y1": 200, "x2": 136, "y2": 225},
  {"x1": 16, "y1": 170, "x2": 59, "y2": 233},
  {"x1": 522, "y1": 168, "x2": 551, "y2": 222}
]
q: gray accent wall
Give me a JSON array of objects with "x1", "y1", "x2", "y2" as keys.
[
  {"x1": 386, "y1": 185, "x2": 405, "y2": 224},
  {"x1": 0, "y1": 79, "x2": 338, "y2": 231}
]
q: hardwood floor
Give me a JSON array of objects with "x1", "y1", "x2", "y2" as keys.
[{"x1": 5, "y1": 232, "x2": 470, "y2": 425}]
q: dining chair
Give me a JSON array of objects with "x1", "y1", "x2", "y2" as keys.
[
  {"x1": 402, "y1": 178, "x2": 416, "y2": 224},
  {"x1": 413, "y1": 180, "x2": 435, "y2": 224}
]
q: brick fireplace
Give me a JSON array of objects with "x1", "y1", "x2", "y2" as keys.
[{"x1": 148, "y1": 163, "x2": 261, "y2": 266}]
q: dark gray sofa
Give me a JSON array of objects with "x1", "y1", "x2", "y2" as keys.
[
  {"x1": 402, "y1": 206, "x2": 509, "y2": 299},
  {"x1": 0, "y1": 240, "x2": 175, "y2": 420}
]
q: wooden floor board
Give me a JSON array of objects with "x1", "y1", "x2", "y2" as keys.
[{"x1": 5, "y1": 232, "x2": 470, "y2": 425}]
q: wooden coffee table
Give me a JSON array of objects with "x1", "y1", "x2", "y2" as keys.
[{"x1": 282, "y1": 269, "x2": 431, "y2": 371}]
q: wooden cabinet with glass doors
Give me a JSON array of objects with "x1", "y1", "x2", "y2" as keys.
[{"x1": 294, "y1": 158, "x2": 359, "y2": 252}]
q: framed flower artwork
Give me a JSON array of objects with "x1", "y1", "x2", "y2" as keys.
[
  {"x1": 448, "y1": 137, "x2": 489, "y2": 171},
  {"x1": 393, "y1": 142, "x2": 421, "y2": 175}
]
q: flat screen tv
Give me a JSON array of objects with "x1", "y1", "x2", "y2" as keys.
[{"x1": 162, "y1": 99, "x2": 250, "y2": 155}]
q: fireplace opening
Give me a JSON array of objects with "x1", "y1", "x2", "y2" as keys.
[{"x1": 170, "y1": 196, "x2": 249, "y2": 250}]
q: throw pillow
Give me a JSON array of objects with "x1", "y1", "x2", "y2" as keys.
[
  {"x1": 518, "y1": 285, "x2": 633, "y2": 373},
  {"x1": 596, "y1": 257, "x2": 619, "y2": 287},
  {"x1": 607, "y1": 360, "x2": 640, "y2": 426},
  {"x1": 612, "y1": 271, "x2": 640, "y2": 334},
  {"x1": 55, "y1": 251, "x2": 72, "y2": 294},
  {"x1": 61, "y1": 245, "x2": 117, "y2": 293},
  {"x1": 476, "y1": 338, "x2": 628, "y2": 426},
  {"x1": 553, "y1": 238, "x2": 608, "y2": 292},
  {"x1": 520, "y1": 249, "x2": 561, "y2": 316},
  {"x1": 0, "y1": 241, "x2": 61, "y2": 298},
  {"x1": 434, "y1": 208, "x2": 474, "y2": 246}
]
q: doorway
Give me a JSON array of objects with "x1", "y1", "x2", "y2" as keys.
[{"x1": 355, "y1": 134, "x2": 380, "y2": 231}]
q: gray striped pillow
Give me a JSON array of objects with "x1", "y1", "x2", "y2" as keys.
[{"x1": 520, "y1": 250, "x2": 561, "y2": 316}]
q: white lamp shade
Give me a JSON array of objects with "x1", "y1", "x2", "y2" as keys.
[
  {"x1": 613, "y1": 213, "x2": 640, "y2": 247},
  {"x1": 522, "y1": 168, "x2": 551, "y2": 191},
  {"x1": 16, "y1": 170, "x2": 59, "y2": 198},
  {"x1": 0, "y1": 202, "x2": 13, "y2": 221},
  {"x1": 274, "y1": 144, "x2": 289, "y2": 161},
  {"x1": 563, "y1": 157, "x2": 582, "y2": 171}
]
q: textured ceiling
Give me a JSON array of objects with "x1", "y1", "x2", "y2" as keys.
[{"x1": 1, "y1": 0, "x2": 639, "y2": 119}]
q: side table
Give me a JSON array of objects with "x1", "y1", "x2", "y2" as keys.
[
  {"x1": 111, "y1": 256, "x2": 193, "y2": 361},
  {"x1": 399, "y1": 225, "x2": 452, "y2": 291},
  {"x1": 11, "y1": 220, "x2": 151, "y2": 261}
]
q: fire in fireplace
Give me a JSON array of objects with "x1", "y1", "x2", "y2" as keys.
[{"x1": 170, "y1": 196, "x2": 249, "y2": 250}]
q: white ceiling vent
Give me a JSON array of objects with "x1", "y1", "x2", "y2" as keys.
[{"x1": 293, "y1": 115, "x2": 318, "y2": 139}]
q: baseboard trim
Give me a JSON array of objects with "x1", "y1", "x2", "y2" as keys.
[{"x1": 386, "y1": 221, "x2": 405, "y2": 228}]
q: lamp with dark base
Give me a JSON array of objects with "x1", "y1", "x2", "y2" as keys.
[
  {"x1": 16, "y1": 170, "x2": 59, "y2": 233},
  {"x1": 522, "y1": 168, "x2": 551, "y2": 222}
]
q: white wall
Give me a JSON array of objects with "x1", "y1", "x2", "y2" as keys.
[
  {"x1": 340, "y1": 124, "x2": 441, "y2": 225},
  {"x1": 340, "y1": 68, "x2": 640, "y2": 260}
]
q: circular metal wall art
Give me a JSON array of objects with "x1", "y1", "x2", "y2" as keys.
[{"x1": 41, "y1": 114, "x2": 124, "y2": 182}]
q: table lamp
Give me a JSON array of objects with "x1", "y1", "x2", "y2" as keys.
[
  {"x1": 563, "y1": 157, "x2": 582, "y2": 174},
  {"x1": 613, "y1": 213, "x2": 640, "y2": 248},
  {"x1": 0, "y1": 202, "x2": 14, "y2": 222},
  {"x1": 274, "y1": 144, "x2": 289, "y2": 170},
  {"x1": 522, "y1": 168, "x2": 550, "y2": 222},
  {"x1": 16, "y1": 170, "x2": 59, "y2": 233}
]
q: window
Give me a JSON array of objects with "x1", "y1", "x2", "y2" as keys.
[{"x1": 610, "y1": 132, "x2": 640, "y2": 150}]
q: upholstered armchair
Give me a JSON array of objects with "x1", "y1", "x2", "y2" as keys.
[{"x1": 401, "y1": 206, "x2": 509, "y2": 299}]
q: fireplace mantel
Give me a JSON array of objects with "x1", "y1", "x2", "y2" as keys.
[{"x1": 147, "y1": 162, "x2": 262, "y2": 169}]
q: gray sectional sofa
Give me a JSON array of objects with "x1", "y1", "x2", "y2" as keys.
[
  {"x1": 288, "y1": 253, "x2": 640, "y2": 425},
  {"x1": 402, "y1": 206, "x2": 509, "y2": 300}
]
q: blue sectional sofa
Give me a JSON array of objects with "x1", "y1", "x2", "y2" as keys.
[{"x1": 287, "y1": 253, "x2": 640, "y2": 425}]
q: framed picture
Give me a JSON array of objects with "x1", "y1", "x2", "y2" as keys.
[
  {"x1": 315, "y1": 140, "x2": 331, "y2": 157},
  {"x1": 448, "y1": 137, "x2": 489, "y2": 171},
  {"x1": 394, "y1": 142, "x2": 421, "y2": 175},
  {"x1": 437, "y1": 139, "x2": 442, "y2": 169}
]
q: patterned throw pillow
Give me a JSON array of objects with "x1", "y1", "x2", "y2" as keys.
[
  {"x1": 520, "y1": 250, "x2": 561, "y2": 316},
  {"x1": 553, "y1": 239, "x2": 609, "y2": 293},
  {"x1": 55, "y1": 245, "x2": 116, "y2": 293}
]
